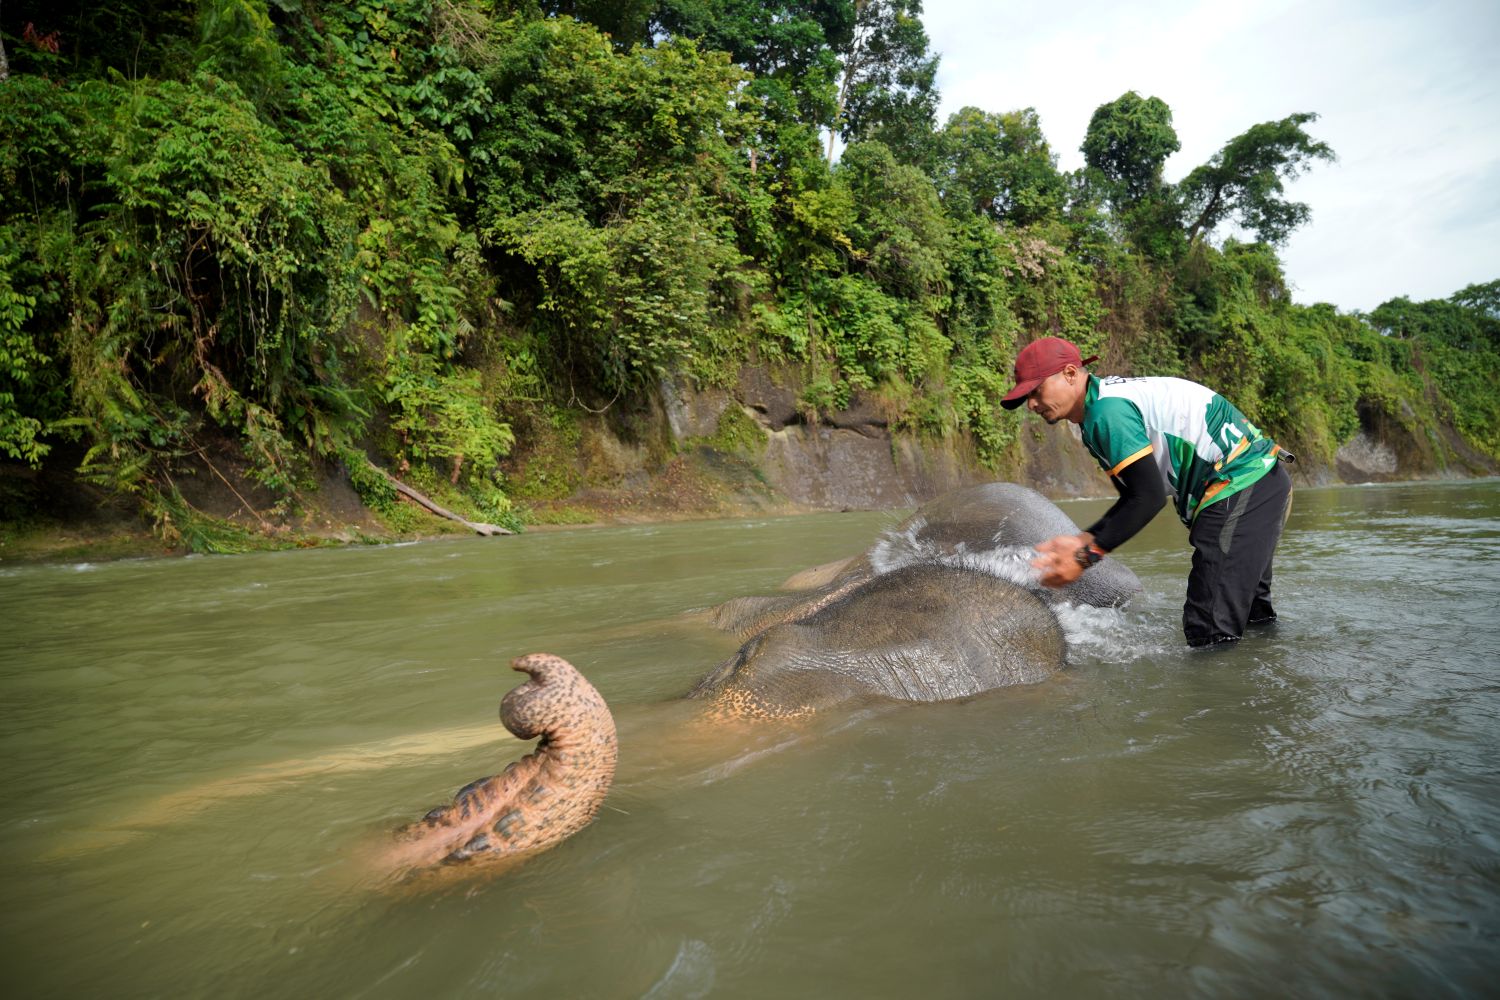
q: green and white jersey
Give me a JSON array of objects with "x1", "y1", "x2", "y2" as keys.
[{"x1": 1081, "y1": 374, "x2": 1279, "y2": 524}]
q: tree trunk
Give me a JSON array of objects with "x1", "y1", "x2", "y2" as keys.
[
  {"x1": 1, "y1": 1, "x2": 10, "y2": 83},
  {"x1": 828, "y1": 0, "x2": 872, "y2": 161},
  {"x1": 1187, "y1": 185, "x2": 1225, "y2": 246},
  {"x1": 384, "y1": 471, "x2": 514, "y2": 536}
]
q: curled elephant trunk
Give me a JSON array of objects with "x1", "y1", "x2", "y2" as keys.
[{"x1": 387, "y1": 654, "x2": 617, "y2": 875}]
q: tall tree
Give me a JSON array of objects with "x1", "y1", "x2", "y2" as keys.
[
  {"x1": 1081, "y1": 91, "x2": 1183, "y2": 259},
  {"x1": 1081, "y1": 91, "x2": 1179, "y2": 205},
  {"x1": 1178, "y1": 113, "x2": 1334, "y2": 246},
  {"x1": 936, "y1": 106, "x2": 1065, "y2": 224},
  {"x1": 539, "y1": 1, "x2": 658, "y2": 48},
  {"x1": 828, "y1": 0, "x2": 938, "y2": 163},
  {"x1": 1451, "y1": 279, "x2": 1500, "y2": 320},
  {"x1": 651, "y1": 0, "x2": 854, "y2": 139}
]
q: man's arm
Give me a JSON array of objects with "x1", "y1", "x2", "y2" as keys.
[
  {"x1": 1085, "y1": 456, "x2": 1167, "y2": 552},
  {"x1": 1032, "y1": 455, "x2": 1166, "y2": 587}
]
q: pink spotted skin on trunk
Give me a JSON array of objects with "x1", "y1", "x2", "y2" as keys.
[{"x1": 386, "y1": 654, "x2": 617, "y2": 875}]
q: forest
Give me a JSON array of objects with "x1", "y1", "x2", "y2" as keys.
[{"x1": 2, "y1": 0, "x2": 1497, "y2": 548}]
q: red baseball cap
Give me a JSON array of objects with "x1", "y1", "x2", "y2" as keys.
[{"x1": 1000, "y1": 337, "x2": 1099, "y2": 409}]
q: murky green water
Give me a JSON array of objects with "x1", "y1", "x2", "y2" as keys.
[{"x1": 3, "y1": 480, "x2": 1498, "y2": 998}]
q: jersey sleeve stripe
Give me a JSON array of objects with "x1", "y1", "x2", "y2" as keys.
[{"x1": 1108, "y1": 445, "x2": 1154, "y2": 477}]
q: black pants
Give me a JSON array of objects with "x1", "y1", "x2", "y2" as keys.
[{"x1": 1183, "y1": 462, "x2": 1293, "y2": 647}]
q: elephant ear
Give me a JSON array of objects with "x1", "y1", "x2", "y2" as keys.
[
  {"x1": 684, "y1": 636, "x2": 758, "y2": 699},
  {"x1": 710, "y1": 557, "x2": 878, "y2": 639}
]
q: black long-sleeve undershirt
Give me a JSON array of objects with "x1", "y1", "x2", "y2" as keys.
[{"x1": 1085, "y1": 455, "x2": 1167, "y2": 552}]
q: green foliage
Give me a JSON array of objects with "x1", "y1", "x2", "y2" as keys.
[
  {"x1": 506, "y1": 405, "x2": 585, "y2": 500},
  {"x1": 1370, "y1": 290, "x2": 1500, "y2": 454},
  {"x1": 937, "y1": 106, "x2": 1066, "y2": 225},
  {"x1": 653, "y1": 0, "x2": 855, "y2": 80},
  {"x1": 1082, "y1": 91, "x2": 1180, "y2": 204},
  {"x1": 833, "y1": 0, "x2": 940, "y2": 164},
  {"x1": 341, "y1": 448, "x2": 399, "y2": 512},
  {"x1": 702, "y1": 401, "x2": 767, "y2": 456},
  {"x1": 0, "y1": 69, "x2": 362, "y2": 499},
  {"x1": 1450, "y1": 279, "x2": 1500, "y2": 321},
  {"x1": 384, "y1": 338, "x2": 516, "y2": 483},
  {"x1": 994, "y1": 225, "x2": 1105, "y2": 350},
  {"x1": 0, "y1": 227, "x2": 49, "y2": 464},
  {"x1": 1078, "y1": 92, "x2": 1190, "y2": 261},
  {"x1": 1179, "y1": 113, "x2": 1335, "y2": 246},
  {"x1": 1369, "y1": 294, "x2": 1500, "y2": 350},
  {"x1": 150, "y1": 487, "x2": 267, "y2": 555},
  {"x1": 837, "y1": 140, "x2": 949, "y2": 299},
  {"x1": 475, "y1": 20, "x2": 753, "y2": 395},
  {"x1": 0, "y1": 0, "x2": 1492, "y2": 543}
]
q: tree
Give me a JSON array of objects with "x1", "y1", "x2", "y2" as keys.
[
  {"x1": 1081, "y1": 91, "x2": 1179, "y2": 205},
  {"x1": 1079, "y1": 91, "x2": 1186, "y2": 260},
  {"x1": 1451, "y1": 278, "x2": 1500, "y2": 319},
  {"x1": 652, "y1": 0, "x2": 854, "y2": 80},
  {"x1": 539, "y1": 1, "x2": 659, "y2": 48},
  {"x1": 1178, "y1": 112, "x2": 1334, "y2": 246},
  {"x1": 651, "y1": 1, "x2": 854, "y2": 140},
  {"x1": 828, "y1": 0, "x2": 938, "y2": 164},
  {"x1": 1370, "y1": 292, "x2": 1500, "y2": 351},
  {"x1": 936, "y1": 106, "x2": 1065, "y2": 225},
  {"x1": 837, "y1": 140, "x2": 950, "y2": 299}
]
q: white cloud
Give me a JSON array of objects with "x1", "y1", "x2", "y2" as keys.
[{"x1": 922, "y1": 0, "x2": 1500, "y2": 311}]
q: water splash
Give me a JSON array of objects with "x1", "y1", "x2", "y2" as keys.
[
  {"x1": 1052, "y1": 601, "x2": 1167, "y2": 665},
  {"x1": 867, "y1": 516, "x2": 1041, "y2": 589}
]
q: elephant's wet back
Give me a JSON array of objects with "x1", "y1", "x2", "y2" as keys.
[
  {"x1": 875, "y1": 482, "x2": 1144, "y2": 608},
  {"x1": 687, "y1": 563, "x2": 1066, "y2": 717}
]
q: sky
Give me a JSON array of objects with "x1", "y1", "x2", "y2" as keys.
[{"x1": 921, "y1": 0, "x2": 1500, "y2": 314}]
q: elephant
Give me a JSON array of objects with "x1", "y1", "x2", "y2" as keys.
[
  {"x1": 709, "y1": 482, "x2": 1142, "y2": 637},
  {"x1": 391, "y1": 483, "x2": 1134, "y2": 873},
  {"x1": 685, "y1": 563, "x2": 1065, "y2": 718}
]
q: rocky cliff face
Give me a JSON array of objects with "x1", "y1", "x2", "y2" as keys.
[
  {"x1": 555, "y1": 367, "x2": 1496, "y2": 520},
  {"x1": 579, "y1": 367, "x2": 1114, "y2": 515},
  {"x1": 662, "y1": 367, "x2": 1029, "y2": 509},
  {"x1": 1329, "y1": 399, "x2": 1495, "y2": 485}
]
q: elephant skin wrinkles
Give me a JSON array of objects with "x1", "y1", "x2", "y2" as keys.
[{"x1": 688, "y1": 563, "x2": 1067, "y2": 719}]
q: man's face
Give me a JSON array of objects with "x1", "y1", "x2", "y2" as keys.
[{"x1": 1025, "y1": 368, "x2": 1078, "y2": 424}]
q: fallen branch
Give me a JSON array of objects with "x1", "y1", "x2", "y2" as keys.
[
  {"x1": 383, "y1": 472, "x2": 514, "y2": 536},
  {"x1": 188, "y1": 441, "x2": 273, "y2": 531}
]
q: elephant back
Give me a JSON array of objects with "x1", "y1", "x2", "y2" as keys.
[
  {"x1": 872, "y1": 482, "x2": 1142, "y2": 609},
  {"x1": 689, "y1": 563, "x2": 1066, "y2": 717}
]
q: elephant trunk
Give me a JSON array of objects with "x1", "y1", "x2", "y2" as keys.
[{"x1": 388, "y1": 654, "x2": 617, "y2": 874}]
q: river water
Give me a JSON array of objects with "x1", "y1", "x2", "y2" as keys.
[{"x1": 2, "y1": 479, "x2": 1498, "y2": 998}]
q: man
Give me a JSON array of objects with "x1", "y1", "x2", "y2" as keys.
[{"x1": 1000, "y1": 337, "x2": 1294, "y2": 647}]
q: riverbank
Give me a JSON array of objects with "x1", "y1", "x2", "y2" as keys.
[
  {"x1": 0, "y1": 443, "x2": 811, "y2": 565},
  {"x1": 3, "y1": 435, "x2": 1491, "y2": 566}
]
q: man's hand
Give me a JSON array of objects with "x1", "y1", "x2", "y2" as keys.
[{"x1": 1031, "y1": 533, "x2": 1093, "y2": 588}]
